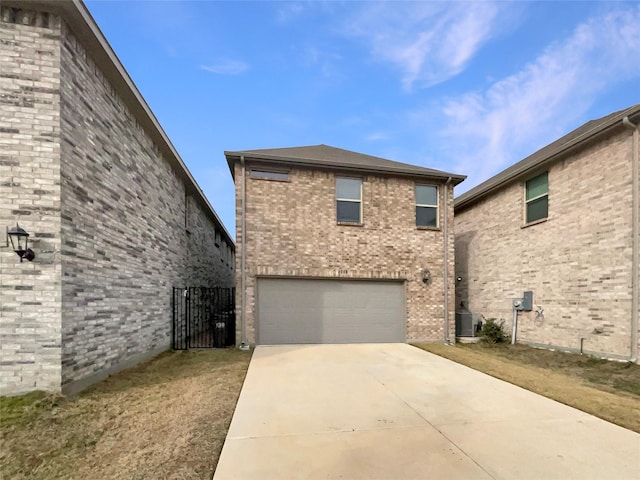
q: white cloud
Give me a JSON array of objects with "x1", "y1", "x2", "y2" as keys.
[
  {"x1": 302, "y1": 45, "x2": 343, "y2": 79},
  {"x1": 344, "y1": 2, "x2": 506, "y2": 90},
  {"x1": 201, "y1": 59, "x2": 249, "y2": 75},
  {"x1": 274, "y1": 1, "x2": 337, "y2": 24},
  {"x1": 438, "y1": 5, "x2": 640, "y2": 190},
  {"x1": 275, "y1": 2, "x2": 306, "y2": 23},
  {"x1": 365, "y1": 132, "x2": 391, "y2": 142}
]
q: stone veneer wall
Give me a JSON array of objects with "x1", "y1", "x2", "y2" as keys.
[
  {"x1": 1, "y1": 6, "x2": 234, "y2": 395},
  {"x1": 455, "y1": 128, "x2": 637, "y2": 360},
  {"x1": 1, "y1": 8, "x2": 63, "y2": 395},
  {"x1": 235, "y1": 162, "x2": 456, "y2": 345}
]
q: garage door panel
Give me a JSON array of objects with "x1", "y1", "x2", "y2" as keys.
[{"x1": 257, "y1": 279, "x2": 405, "y2": 345}]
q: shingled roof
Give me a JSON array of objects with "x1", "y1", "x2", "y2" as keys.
[
  {"x1": 455, "y1": 103, "x2": 640, "y2": 211},
  {"x1": 225, "y1": 144, "x2": 466, "y2": 184}
]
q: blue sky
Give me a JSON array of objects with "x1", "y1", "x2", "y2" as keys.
[{"x1": 85, "y1": 1, "x2": 640, "y2": 238}]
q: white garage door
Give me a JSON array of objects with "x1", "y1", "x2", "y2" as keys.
[{"x1": 257, "y1": 278, "x2": 406, "y2": 344}]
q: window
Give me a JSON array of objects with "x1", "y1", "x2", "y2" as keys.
[
  {"x1": 416, "y1": 185, "x2": 438, "y2": 227},
  {"x1": 250, "y1": 170, "x2": 289, "y2": 181},
  {"x1": 525, "y1": 172, "x2": 548, "y2": 223},
  {"x1": 336, "y1": 177, "x2": 362, "y2": 224}
]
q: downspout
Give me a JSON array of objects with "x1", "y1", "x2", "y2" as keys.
[
  {"x1": 623, "y1": 116, "x2": 639, "y2": 363},
  {"x1": 239, "y1": 155, "x2": 249, "y2": 350},
  {"x1": 443, "y1": 177, "x2": 453, "y2": 344}
]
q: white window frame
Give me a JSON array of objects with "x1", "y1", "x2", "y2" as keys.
[
  {"x1": 415, "y1": 184, "x2": 439, "y2": 228},
  {"x1": 336, "y1": 177, "x2": 363, "y2": 224}
]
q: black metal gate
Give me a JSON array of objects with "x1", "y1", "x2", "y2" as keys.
[{"x1": 172, "y1": 287, "x2": 236, "y2": 349}]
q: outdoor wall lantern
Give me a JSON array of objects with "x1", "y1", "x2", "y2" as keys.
[
  {"x1": 422, "y1": 268, "x2": 431, "y2": 285},
  {"x1": 6, "y1": 224, "x2": 35, "y2": 262}
]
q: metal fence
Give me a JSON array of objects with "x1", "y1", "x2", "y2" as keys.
[{"x1": 172, "y1": 287, "x2": 236, "y2": 349}]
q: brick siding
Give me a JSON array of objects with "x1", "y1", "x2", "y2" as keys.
[
  {"x1": 455, "y1": 128, "x2": 638, "y2": 360},
  {"x1": 235, "y1": 162, "x2": 456, "y2": 344},
  {"x1": 1, "y1": 6, "x2": 234, "y2": 395},
  {"x1": 1, "y1": 8, "x2": 63, "y2": 394}
]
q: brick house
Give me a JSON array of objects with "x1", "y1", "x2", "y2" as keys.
[
  {"x1": 455, "y1": 104, "x2": 640, "y2": 363},
  {"x1": 1, "y1": 0, "x2": 234, "y2": 395},
  {"x1": 226, "y1": 145, "x2": 465, "y2": 346}
]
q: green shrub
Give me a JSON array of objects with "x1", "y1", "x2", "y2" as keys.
[{"x1": 478, "y1": 318, "x2": 508, "y2": 343}]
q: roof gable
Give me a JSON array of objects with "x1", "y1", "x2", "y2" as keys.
[{"x1": 225, "y1": 144, "x2": 466, "y2": 184}]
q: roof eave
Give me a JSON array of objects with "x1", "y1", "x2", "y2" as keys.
[
  {"x1": 225, "y1": 151, "x2": 466, "y2": 185},
  {"x1": 5, "y1": 0, "x2": 235, "y2": 247},
  {"x1": 455, "y1": 106, "x2": 640, "y2": 211}
]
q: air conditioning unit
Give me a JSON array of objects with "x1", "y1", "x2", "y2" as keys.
[{"x1": 455, "y1": 307, "x2": 480, "y2": 337}]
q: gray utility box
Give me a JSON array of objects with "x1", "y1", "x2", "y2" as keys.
[
  {"x1": 513, "y1": 291, "x2": 533, "y2": 311},
  {"x1": 522, "y1": 291, "x2": 533, "y2": 311},
  {"x1": 456, "y1": 307, "x2": 478, "y2": 337}
]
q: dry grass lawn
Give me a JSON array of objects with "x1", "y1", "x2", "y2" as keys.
[
  {"x1": 1, "y1": 348, "x2": 252, "y2": 480},
  {"x1": 415, "y1": 342, "x2": 640, "y2": 433}
]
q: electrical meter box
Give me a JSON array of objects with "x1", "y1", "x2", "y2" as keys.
[
  {"x1": 513, "y1": 291, "x2": 533, "y2": 311},
  {"x1": 522, "y1": 291, "x2": 533, "y2": 311}
]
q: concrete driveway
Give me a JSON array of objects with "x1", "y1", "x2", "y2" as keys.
[{"x1": 214, "y1": 344, "x2": 640, "y2": 479}]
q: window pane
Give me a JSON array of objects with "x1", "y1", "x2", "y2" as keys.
[
  {"x1": 337, "y1": 201, "x2": 361, "y2": 223},
  {"x1": 416, "y1": 185, "x2": 437, "y2": 206},
  {"x1": 526, "y1": 172, "x2": 548, "y2": 200},
  {"x1": 526, "y1": 196, "x2": 548, "y2": 223},
  {"x1": 416, "y1": 206, "x2": 437, "y2": 227},
  {"x1": 250, "y1": 170, "x2": 289, "y2": 181},
  {"x1": 336, "y1": 178, "x2": 361, "y2": 200}
]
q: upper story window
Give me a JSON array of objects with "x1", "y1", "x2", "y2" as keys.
[
  {"x1": 416, "y1": 185, "x2": 438, "y2": 228},
  {"x1": 250, "y1": 170, "x2": 289, "y2": 181},
  {"x1": 525, "y1": 172, "x2": 548, "y2": 224},
  {"x1": 336, "y1": 177, "x2": 362, "y2": 224}
]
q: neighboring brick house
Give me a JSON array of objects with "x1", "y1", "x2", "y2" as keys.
[
  {"x1": 226, "y1": 145, "x2": 465, "y2": 346},
  {"x1": 455, "y1": 104, "x2": 640, "y2": 363},
  {"x1": 1, "y1": 0, "x2": 234, "y2": 395}
]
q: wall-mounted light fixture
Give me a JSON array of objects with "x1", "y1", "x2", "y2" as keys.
[
  {"x1": 422, "y1": 268, "x2": 431, "y2": 285},
  {"x1": 6, "y1": 224, "x2": 35, "y2": 262}
]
